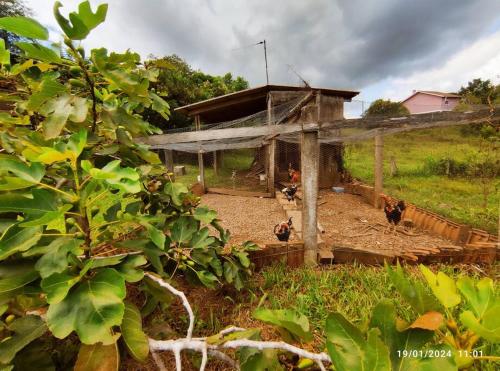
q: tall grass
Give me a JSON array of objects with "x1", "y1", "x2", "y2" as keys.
[{"x1": 344, "y1": 126, "x2": 499, "y2": 234}]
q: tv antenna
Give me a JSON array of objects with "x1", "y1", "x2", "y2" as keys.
[
  {"x1": 286, "y1": 64, "x2": 310, "y2": 88},
  {"x1": 257, "y1": 40, "x2": 269, "y2": 84}
]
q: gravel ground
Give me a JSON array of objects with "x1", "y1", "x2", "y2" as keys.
[
  {"x1": 200, "y1": 193, "x2": 287, "y2": 246},
  {"x1": 318, "y1": 190, "x2": 460, "y2": 255}
]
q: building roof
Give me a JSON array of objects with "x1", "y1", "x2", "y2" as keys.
[
  {"x1": 174, "y1": 84, "x2": 359, "y2": 123},
  {"x1": 402, "y1": 90, "x2": 461, "y2": 103}
]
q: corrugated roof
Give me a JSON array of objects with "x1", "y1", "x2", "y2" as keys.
[{"x1": 174, "y1": 84, "x2": 359, "y2": 123}]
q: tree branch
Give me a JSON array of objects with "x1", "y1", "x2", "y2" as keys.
[
  {"x1": 146, "y1": 274, "x2": 332, "y2": 371},
  {"x1": 145, "y1": 272, "x2": 195, "y2": 339}
]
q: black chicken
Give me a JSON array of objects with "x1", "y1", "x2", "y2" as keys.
[
  {"x1": 281, "y1": 184, "x2": 298, "y2": 202},
  {"x1": 274, "y1": 217, "x2": 293, "y2": 242}
]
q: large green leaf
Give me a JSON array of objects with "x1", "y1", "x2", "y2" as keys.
[
  {"x1": 74, "y1": 343, "x2": 119, "y2": 371},
  {"x1": 54, "y1": 1, "x2": 107, "y2": 40},
  {"x1": 142, "y1": 222, "x2": 165, "y2": 249},
  {"x1": 163, "y1": 182, "x2": 188, "y2": 206},
  {"x1": 15, "y1": 42, "x2": 61, "y2": 64},
  {"x1": 189, "y1": 227, "x2": 215, "y2": 249},
  {"x1": 171, "y1": 216, "x2": 197, "y2": 244},
  {"x1": 121, "y1": 301, "x2": 149, "y2": 362},
  {"x1": 420, "y1": 265, "x2": 461, "y2": 308},
  {"x1": 0, "y1": 189, "x2": 58, "y2": 216},
  {"x1": 0, "y1": 155, "x2": 45, "y2": 183},
  {"x1": 386, "y1": 262, "x2": 439, "y2": 314},
  {"x1": 325, "y1": 313, "x2": 391, "y2": 371},
  {"x1": 0, "y1": 224, "x2": 42, "y2": 261},
  {"x1": 195, "y1": 270, "x2": 219, "y2": 288},
  {"x1": 149, "y1": 91, "x2": 170, "y2": 120},
  {"x1": 35, "y1": 238, "x2": 83, "y2": 278},
  {"x1": 456, "y1": 277, "x2": 495, "y2": 319},
  {"x1": 460, "y1": 305, "x2": 500, "y2": 343},
  {"x1": 253, "y1": 308, "x2": 313, "y2": 343},
  {"x1": 0, "y1": 267, "x2": 38, "y2": 301},
  {"x1": 369, "y1": 300, "x2": 435, "y2": 370},
  {"x1": 19, "y1": 204, "x2": 71, "y2": 233},
  {"x1": 40, "y1": 94, "x2": 88, "y2": 139},
  {"x1": 0, "y1": 315, "x2": 47, "y2": 364},
  {"x1": 0, "y1": 176, "x2": 33, "y2": 191},
  {"x1": 116, "y1": 255, "x2": 147, "y2": 283},
  {"x1": 46, "y1": 268, "x2": 126, "y2": 344},
  {"x1": 402, "y1": 344, "x2": 457, "y2": 371},
  {"x1": 0, "y1": 39, "x2": 10, "y2": 65},
  {"x1": 12, "y1": 340, "x2": 55, "y2": 371},
  {"x1": 81, "y1": 160, "x2": 141, "y2": 194},
  {"x1": 27, "y1": 77, "x2": 66, "y2": 112},
  {"x1": 0, "y1": 16, "x2": 48, "y2": 40},
  {"x1": 193, "y1": 206, "x2": 217, "y2": 224},
  {"x1": 41, "y1": 271, "x2": 80, "y2": 304}
]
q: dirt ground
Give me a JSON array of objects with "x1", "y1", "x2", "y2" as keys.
[
  {"x1": 200, "y1": 193, "x2": 287, "y2": 246},
  {"x1": 200, "y1": 190, "x2": 460, "y2": 254},
  {"x1": 317, "y1": 190, "x2": 460, "y2": 255}
]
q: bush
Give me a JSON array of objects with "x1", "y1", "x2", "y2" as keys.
[{"x1": 423, "y1": 157, "x2": 468, "y2": 177}]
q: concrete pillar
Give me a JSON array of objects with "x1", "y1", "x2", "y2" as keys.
[
  {"x1": 267, "y1": 92, "x2": 276, "y2": 196},
  {"x1": 301, "y1": 130, "x2": 319, "y2": 265},
  {"x1": 163, "y1": 149, "x2": 174, "y2": 171},
  {"x1": 195, "y1": 114, "x2": 205, "y2": 190},
  {"x1": 198, "y1": 151, "x2": 205, "y2": 190},
  {"x1": 374, "y1": 131, "x2": 383, "y2": 208}
]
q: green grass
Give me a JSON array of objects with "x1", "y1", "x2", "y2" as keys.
[
  {"x1": 174, "y1": 149, "x2": 263, "y2": 190},
  {"x1": 240, "y1": 264, "x2": 498, "y2": 370},
  {"x1": 256, "y1": 264, "x2": 425, "y2": 329},
  {"x1": 344, "y1": 126, "x2": 499, "y2": 234}
]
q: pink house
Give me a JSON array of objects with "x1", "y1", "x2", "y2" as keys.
[{"x1": 401, "y1": 90, "x2": 460, "y2": 114}]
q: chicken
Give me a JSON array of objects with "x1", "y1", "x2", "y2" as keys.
[
  {"x1": 281, "y1": 184, "x2": 298, "y2": 202},
  {"x1": 274, "y1": 217, "x2": 293, "y2": 242},
  {"x1": 380, "y1": 194, "x2": 406, "y2": 234},
  {"x1": 288, "y1": 163, "x2": 301, "y2": 184}
]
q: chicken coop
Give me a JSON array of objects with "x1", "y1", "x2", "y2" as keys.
[
  {"x1": 140, "y1": 84, "x2": 499, "y2": 265},
  {"x1": 152, "y1": 85, "x2": 358, "y2": 195}
]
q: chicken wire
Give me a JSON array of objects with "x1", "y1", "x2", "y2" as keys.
[{"x1": 153, "y1": 97, "x2": 499, "y2": 191}]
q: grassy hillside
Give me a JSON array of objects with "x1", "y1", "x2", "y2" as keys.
[{"x1": 344, "y1": 126, "x2": 499, "y2": 234}]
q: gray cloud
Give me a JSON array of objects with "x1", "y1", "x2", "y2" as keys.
[{"x1": 28, "y1": 0, "x2": 500, "y2": 91}]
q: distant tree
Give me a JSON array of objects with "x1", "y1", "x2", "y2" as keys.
[
  {"x1": 0, "y1": 0, "x2": 32, "y2": 52},
  {"x1": 364, "y1": 99, "x2": 409, "y2": 117},
  {"x1": 144, "y1": 55, "x2": 249, "y2": 130},
  {"x1": 458, "y1": 78, "x2": 498, "y2": 104}
]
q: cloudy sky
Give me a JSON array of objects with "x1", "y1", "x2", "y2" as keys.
[{"x1": 25, "y1": 0, "x2": 500, "y2": 116}]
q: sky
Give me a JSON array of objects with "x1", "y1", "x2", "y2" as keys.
[{"x1": 24, "y1": 0, "x2": 500, "y2": 117}]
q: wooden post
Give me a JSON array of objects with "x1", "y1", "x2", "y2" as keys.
[
  {"x1": 213, "y1": 151, "x2": 218, "y2": 176},
  {"x1": 301, "y1": 130, "x2": 319, "y2": 265},
  {"x1": 163, "y1": 149, "x2": 174, "y2": 171},
  {"x1": 374, "y1": 130, "x2": 383, "y2": 208},
  {"x1": 267, "y1": 93, "x2": 276, "y2": 196},
  {"x1": 195, "y1": 115, "x2": 205, "y2": 190}
]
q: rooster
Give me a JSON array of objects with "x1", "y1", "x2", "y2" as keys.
[
  {"x1": 274, "y1": 217, "x2": 293, "y2": 242},
  {"x1": 380, "y1": 194, "x2": 406, "y2": 234},
  {"x1": 288, "y1": 163, "x2": 301, "y2": 184},
  {"x1": 281, "y1": 184, "x2": 298, "y2": 202}
]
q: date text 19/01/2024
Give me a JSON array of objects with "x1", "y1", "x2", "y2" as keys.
[{"x1": 397, "y1": 349, "x2": 483, "y2": 358}]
